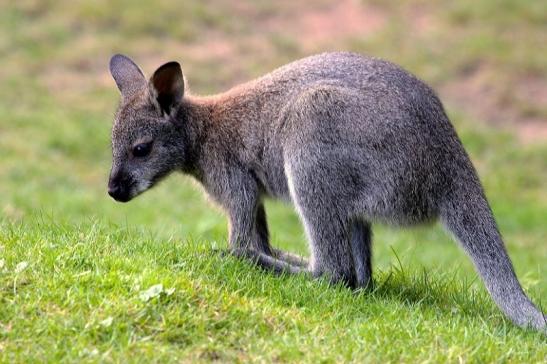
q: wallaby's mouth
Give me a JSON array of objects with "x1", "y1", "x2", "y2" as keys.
[
  {"x1": 108, "y1": 180, "x2": 152, "y2": 203},
  {"x1": 108, "y1": 171, "x2": 147, "y2": 203},
  {"x1": 109, "y1": 193, "x2": 132, "y2": 203}
]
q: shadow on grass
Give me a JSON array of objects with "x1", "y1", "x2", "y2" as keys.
[{"x1": 199, "y1": 247, "x2": 503, "y2": 324}]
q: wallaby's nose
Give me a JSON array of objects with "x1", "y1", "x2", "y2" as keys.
[
  {"x1": 108, "y1": 183, "x2": 131, "y2": 202},
  {"x1": 108, "y1": 174, "x2": 131, "y2": 202},
  {"x1": 108, "y1": 185, "x2": 120, "y2": 198}
]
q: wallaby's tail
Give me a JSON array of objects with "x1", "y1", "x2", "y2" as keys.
[{"x1": 440, "y1": 179, "x2": 545, "y2": 331}]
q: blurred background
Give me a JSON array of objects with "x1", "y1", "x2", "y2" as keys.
[{"x1": 0, "y1": 0, "x2": 545, "y2": 272}]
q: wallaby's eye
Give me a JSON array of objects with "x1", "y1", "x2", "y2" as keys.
[{"x1": 132, "y1": 142, "x2": 152, "y2": 158}]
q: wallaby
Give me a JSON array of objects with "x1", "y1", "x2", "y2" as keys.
[{"x1": 108, "y1": 52, "x2": 545, "y2": 330}]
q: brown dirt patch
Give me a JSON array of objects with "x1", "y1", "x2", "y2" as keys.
[
  {"x1": 441, "y1": 63, "x2": 547, "y2": 144},
  {"x1": 39, "y1": 0, "x2": 546, "y2": 144},
  {"x1": 40, "y1": 0, "x2": 387, "y2": 97},
  {"x1": 285, "y1": 0, "x2": 386, "y2": 51}
]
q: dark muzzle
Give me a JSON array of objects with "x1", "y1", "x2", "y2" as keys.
[{"x1": 108, "y1": 171, "x2": 132, "y2": 202}]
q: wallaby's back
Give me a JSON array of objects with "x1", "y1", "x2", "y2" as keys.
[
  {"x1": 230, "y1": 52, "x2": 444, "y2": 130},
  {"x1": 227, "y1": 52, "x2": 464, "y2": 215}
]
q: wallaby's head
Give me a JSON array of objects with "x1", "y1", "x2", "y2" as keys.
[{"x1": 108, "y1": 54, "x2": 186, "y2": 202}]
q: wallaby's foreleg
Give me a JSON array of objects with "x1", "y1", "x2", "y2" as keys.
[
  {"x1": 228, "y1": 208, "x2": 272, "y2": 254},
  {"x1": 350, "y1": 220, "x2": 373, "y2": 288},
  {"x1": 230, "y1": 202, "x2": 307, "y2": 274},
  {"x1": 254, "y1": 203, "x2": 270, "y2": 250},
  {"x1": 256, "y1": 203, "x2": 309, "y2": 268},
  {"x1": 226, "y1": 181, "x2": 307, "y2": 274},
  {"x1": 236, "y1": 249, "x2": 308, "y2": 275},
  {"x1": 272, "y1": 249, "x2": 309, "y2": 267},
  {"x1": 256, "y1": 202, "x2": 308, "y2": 266},
  {"x1": 225, "y1": 179, "x2": 272, "y2": 255}
]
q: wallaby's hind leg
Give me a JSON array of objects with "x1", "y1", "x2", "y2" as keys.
[
  {"x1": 302, "y1": 214, "x2": 357, "y2": 287},
  {"x1": 350, "y1": 220, "x2": 373, "y2": 288},
  {"x1": 441, "y1": 183, "x2": 546, "y2": 330},
  {"x1": 285, "y1": 164, "x2": 358, "y2": 288}
]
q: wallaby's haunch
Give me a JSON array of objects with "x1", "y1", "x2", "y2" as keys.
[{"x1": 108, "y1": 52, "x2": 545, "y2": 330}]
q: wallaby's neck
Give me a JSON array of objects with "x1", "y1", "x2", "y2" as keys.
[
  {"x1": 176, "y1": 90, "x2": 253, "y2": 178},
  {"x1": 173, "y1": 96, "x2": 210, "y2": 177}
]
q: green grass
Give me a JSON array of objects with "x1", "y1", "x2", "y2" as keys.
[
  {"x1": 0, "y1": 0, "x2": 546, "y2": 362},
  {"x1": 1, "y1": 221, "x2": 545, "y2": 362}
]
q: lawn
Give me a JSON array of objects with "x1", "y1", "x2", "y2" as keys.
[{"x1": 0, "y1": 0, "x2": 546, "y2": 362}]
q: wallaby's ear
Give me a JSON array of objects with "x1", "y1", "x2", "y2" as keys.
[
  {"x1": 149, "y1": 61, "x2": 184, "y2": 115},
  {"x1": 109, "y1": 54, "x2": 146, "y2": 98}
]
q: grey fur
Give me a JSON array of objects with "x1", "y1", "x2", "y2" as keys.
[{"x1": 108, "y1": 52, "x2": 545, "y2": 331}]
